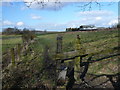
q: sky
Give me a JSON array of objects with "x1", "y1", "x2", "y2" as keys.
[{"x1": 1, "y1": 0, "x2": 119, "y2": 31}]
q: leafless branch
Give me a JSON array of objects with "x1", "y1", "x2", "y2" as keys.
[
  {"x1": 95, "y1": 1, "x2": 101, "y2": 10},
  {"x1": 77, "y1": 0, "x2": 102, "y2": 11},
  {"x1": 24, "y1": 0, "x2": 61, "y2": 10},
  {"x1": 23, "y1": 0, "x2": 115, "y2": 11}
]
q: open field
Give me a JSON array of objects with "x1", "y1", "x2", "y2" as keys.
[
  {"x1": 32, "y1": 29, "x2": 119, "y2": 74},
  {"x1": 1, "y1": 35, "x2": 22, "y2": 54},
  {"x1": 32, "y1": 29, "x2": 118, "y2": 54},
  {"x1": 2, "y1": 29, "x2": 120, "y2": 88}
]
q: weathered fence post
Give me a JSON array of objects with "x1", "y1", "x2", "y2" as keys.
[
  {"x1": 11, "y1": 48, "x2": 15, "y2": 66},
  {"x1": 56, "y1": 35, "x2": 63, "y2": 54},
  {"x1": 65, "y1": 35, "x2": 83, "y2": 89},
  {"x1": 74, "y1": 35, "x2": 81, "y2": 81},
  {"x1": 75, "y1": 35, "x2": 86, "y2": 82},
  {"x1": 55, "y1": 35, "x2": 64, "y2": 88},
  {"x1": 17, "y1": 44, "x2": 21, "y2": 61}
]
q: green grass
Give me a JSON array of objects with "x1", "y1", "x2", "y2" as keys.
[
  {"x1": 32, "y1": 29, "x2": 119, "y2": 74},
  {"x1": 34, "y1": 29, "x2": 118, "y2": 53},
  {"x1": 2, "y1": 29, "x2": 119, "y2": 88},
  {"x1": 1, "y1": 35, "x2": 21, "y2": 39},
  {"x1": 1, "y1": 35, "x2": 22, "y2": 53}
]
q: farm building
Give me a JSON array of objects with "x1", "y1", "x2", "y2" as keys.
[
  {"x1": 66, "y1": 25, "x2": 97, "y2": 31},
  {"x1": 79, "y1": 25, "x2": 97, "y2": 30}
]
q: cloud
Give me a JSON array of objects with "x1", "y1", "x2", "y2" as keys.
[
  {"x1": 21, "y1": 6, "x2": 28, "y2": 10},
  {"x1": 95, "y1": 17, "x2": 102, "y2": 20},
  {"x1": 23, "y1": 0, "x2": 69, "y2": 11},
  {"x1": 26, "y1": 22, "x2": 68, "y2": 31},
  {"x1": 2, "y1": 0, "x2": 119, "y2": 2},
  {"x1": 108, "y1": 19, "x2": 118, "y2": 26},
  {"x1": 77, "y1": 10, "x2": 113, "y2": 17},
  {"x1": 3, "y1": 20, "x2": 25, "y2": 27},
  {"x1": 26, "y1": 15, "x2": 118, "y2": 31},
  {"x1": 16, "y1": 21, "x2": 24, "y2": 26},
  {"x1": 66, "y1": 16, "x2": 118, "y2": 28},
  {"x1": 2, "y1": 0, "x2": 22, "y2": 2},
  {"x1": 1, "y1": 2, "x2": 12, "y2": 6},
  {"x1": 76, "y1": 10, "x2": 118, "y2": 27},
  {"x1": 31, "y1": 14, "x2": 42, "y2": 20},
  {"x1": 2, "y1": 0, "x2": 69, "y2": 11},
  {"x1": 3, "y1": 20, "x2": 14, "y2": 26}
]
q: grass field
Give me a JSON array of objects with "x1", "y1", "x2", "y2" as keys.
[
  {"x1": 2, "y1": 29, "x2": 119, "y2": 88},
  {"x1": 31, "y1": 29, "x2": 118, "y2": 54},
  {"x1": 1, "y1": 35, "x2": 22, "y2": 54},
  {"x1": 28, "y1": 29, "x2": 119, "y2": 75}
]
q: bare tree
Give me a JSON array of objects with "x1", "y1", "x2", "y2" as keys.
[
  {"x1": 23, "y1": 0, "x2": 115, "y2": 11},
  {"x1": 24, "y1": 0, "x2": 62, "y2": 10}
]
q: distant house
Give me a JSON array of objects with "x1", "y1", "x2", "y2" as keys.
[
  {"x1": 79, "y1": 25, "x2": 97, "y2": 31},
  {"x1": 66, "y1": 25, "x2": 97, "y2": 32}
]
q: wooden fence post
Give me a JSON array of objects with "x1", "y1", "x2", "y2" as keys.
[
  {"x1": 74, "y1": 35, "x2": 81, "y2": 81},
  {"x1": 11, "y1": 48, "x2": 15, "y2": 66},
  {"x1": 17, "y1": 44, "x2": 21, "y2": 61},
  {"x1": 56, "y1": 35, "x2": 63, "y2": 54},
  {"x1": 74, "y1": 35, "x2": 86, "y2": 82},
  {"x1": 55, "y1": 35, "x2": 63, "y2": 88}
]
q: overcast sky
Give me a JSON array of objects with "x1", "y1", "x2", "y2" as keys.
[{"x1": 1, "y1": 1, "x2": 119, "y2": 31}]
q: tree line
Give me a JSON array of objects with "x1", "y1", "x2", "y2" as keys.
[
  {"x1": 2, "y1": 27, "x2": 36, "y2": 35},
  {"x1": 2, "y1": 27, "x2": 36, "y2": 42}
]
